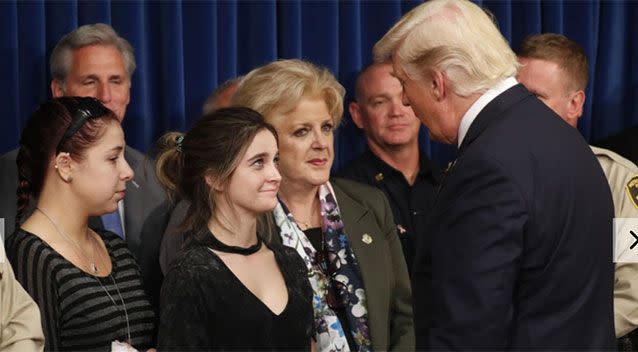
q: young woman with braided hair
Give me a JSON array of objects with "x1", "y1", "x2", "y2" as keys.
[{"x1": 6, "y1": 97, "x2": 156, "y2": 351}]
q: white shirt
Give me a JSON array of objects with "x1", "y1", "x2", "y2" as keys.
[{"x1": 457, "y1": 77, "x2": 519, "y2": 147}]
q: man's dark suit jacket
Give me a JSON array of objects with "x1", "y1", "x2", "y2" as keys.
[{"x1": 413, "y1": 84, "x2": 615, "y2": 350}]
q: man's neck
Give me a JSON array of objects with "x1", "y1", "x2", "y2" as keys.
[{"x1": 368, "y1": 141, "x2": 420, "y2": 185}]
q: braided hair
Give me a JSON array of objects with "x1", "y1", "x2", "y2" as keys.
[{"x1": 15, "y1": 97, "x2": 118, "y2": 227}]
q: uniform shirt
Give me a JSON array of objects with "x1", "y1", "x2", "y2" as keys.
[
  {"x1": 591, "y1": 145, "x2": 638, "y2": 338},
  {"x1": 0, "y1": 242, "x2": 44, "y2": 352},
  {"x1": 337, "y1": 149, "x2": 442, "y2": 272}
]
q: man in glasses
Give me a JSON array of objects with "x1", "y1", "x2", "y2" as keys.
[{"x1": 0, "y1": 23, "x2": 165, "y2": 259}]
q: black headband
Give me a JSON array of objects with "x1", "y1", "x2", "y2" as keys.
[{"x1": 55, "y1": 97, "x2": 109, "y2": 154}]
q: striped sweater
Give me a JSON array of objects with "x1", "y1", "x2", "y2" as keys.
[{"x1": 6, "y1": 228, "x2": 156, "y2": 351}]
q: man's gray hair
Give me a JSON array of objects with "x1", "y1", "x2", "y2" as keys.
[{"x1": 50, "y1": 23, "x2": 136, "y2": 82}]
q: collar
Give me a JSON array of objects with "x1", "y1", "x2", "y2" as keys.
[
  {"x1": 363, "y1": 148, "x2": 443, "y2": 183},
  {"x1": 457, "y1": 77, "x2": 518, "y2": 147},
  {"x1": 0, "y1": 240, "x2": 5, "y2": 264}
]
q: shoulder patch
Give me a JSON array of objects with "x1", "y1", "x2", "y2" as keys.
[{"x1": 626, "y1": 176, "x2": 638, "y2": 209}]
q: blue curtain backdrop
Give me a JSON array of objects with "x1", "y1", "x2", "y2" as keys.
[{"x1": 0, "y1": 0, "x2": 636, "y2": 169}]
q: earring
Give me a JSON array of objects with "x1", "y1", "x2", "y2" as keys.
[{"x1": 54, "y1": 164, "x2": 59, "y2": 169}]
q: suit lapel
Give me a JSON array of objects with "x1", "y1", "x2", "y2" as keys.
[
  {"x1": 124, "y1": 147, "x2": 136, "y2": 237},
  {"x1": 123, "y1": 146, "x2": 145, "y2": 250},
  {"x1": 332, "y1": 180, "x2": 391, "y2": 350},
  {"x1": 269, "y1": 182, "x2": 390, "y2": 349}
]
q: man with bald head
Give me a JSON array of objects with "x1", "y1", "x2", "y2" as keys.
[
  {"x1": 201, "y1": 76, "x2": 243, "y2": 115},
  {"x1": 375, "y1": 0, "x2": 614, "y2": 348},
  {"x1": 339, "y1": 62, "x2": 441, "y2": 272},
  {"x1": 0, "y1": 24, "x2": 165, "y2": 258}
]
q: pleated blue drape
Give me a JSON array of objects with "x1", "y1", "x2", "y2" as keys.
[{"x1": 1, "y1": 0, "x2": 636, "y2": 168}]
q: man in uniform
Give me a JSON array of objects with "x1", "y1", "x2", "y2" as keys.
[
  {"x1": 0, "y1": 238, "x2": 44, "y2": 351},
  {"x1": 338, "y1": 62, "x2": 441, "y2": 272},
  {"x1": 517, "y1": 32, "x2": 638, "y2": 347}
]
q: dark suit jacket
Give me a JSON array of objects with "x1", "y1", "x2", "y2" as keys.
[
  {"x1": 0, "y1": 146, "x2": 166, "y2": 257},
  {"x1": 158, "y1": 178, "x2": 415, "y2": 351},
  {"x1": 413, "y1": 84, "x2": 615, "y2": 350}
]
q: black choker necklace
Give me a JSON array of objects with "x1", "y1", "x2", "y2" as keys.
[{"x1": 207, "y1": 233, "x2": 263, "y2": 255}]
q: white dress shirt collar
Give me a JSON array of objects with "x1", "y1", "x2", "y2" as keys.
[{"x1": 457, "y1": 77, "x2": 518, "y2": 147}]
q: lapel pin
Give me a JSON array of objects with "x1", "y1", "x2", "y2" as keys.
[
  {"x1": 397, "y1": 224, "x2": 407, "y2": 235},
  {"x1": 362, "y1": 234, "x2": 373, "y2": 244},
  {"x1": 374, "y1": 173, "x2": 384, "y2": 182}
]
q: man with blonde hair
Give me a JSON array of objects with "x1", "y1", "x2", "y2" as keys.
[
  {"x1": 375, "y1": 0, "x2": 614, "y2": 349},
  {"x1": 517, "y1": 32, "x2": 638, "y2": 347}
]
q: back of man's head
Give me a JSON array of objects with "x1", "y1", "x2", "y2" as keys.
[
  {"x1": 202, "y1": 76, "x2": 244, "y2": 114},
  {"x1": 518, "y1": 33, "x2": 588, "y2": 92},
  {"x1": 373, "y1": 0, "x2": 518, "y2": 97},
  {"x1": 50, "y1": 23, "x2": 136, "y2": 84}
]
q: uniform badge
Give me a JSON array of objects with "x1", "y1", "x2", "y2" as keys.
[
  {"x1": 374, "y1": 173, "x2": 384, "y2": 182},
  {"x1": 626, "y1": 176, "x2": 638, "y2": 209},
  {"x1": 362, "y1": 233, "x2": 373, "y2": 244}
]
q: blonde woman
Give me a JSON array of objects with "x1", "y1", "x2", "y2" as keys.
[{"x1": 232, "y1": 59, "x2": 414, "y2": 352}]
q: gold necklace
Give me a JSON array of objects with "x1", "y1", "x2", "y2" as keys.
[
  {"x1": 295, "y1": 209, "x2": 319, "y2": 230},
  {"x1": 297, "y1": 219, "x2": 312, "y2": 230},
  {"x1": 36, "y1": 207, "x2": 100, "y2": 274}
]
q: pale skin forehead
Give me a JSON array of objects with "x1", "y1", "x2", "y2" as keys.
[
  {"x1": 67, "y1": 44, "x2": 130, "y2": 80},
  {"x1": 356, "y1": 63, "x2": 396, "y2": 99}
]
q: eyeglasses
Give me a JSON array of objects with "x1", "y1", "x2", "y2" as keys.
[{"x1": 314, "y1": 248, "x2": 349, "y2": 310}]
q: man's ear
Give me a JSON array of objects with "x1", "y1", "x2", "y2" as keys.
[
  {"x1": 430, "y1": 70, "x2": 446, "y2": 101},
  {"x1": 51, "y1": 80, "x2": 64, "y2": 98},
  {"x1": 566, "y1": 90, "x2": 586, "y2": 122},
  {"x1": 54, "y1": 153, "x2": 74, "y2": 182},
  {"x1": 349, "y1": 102, "x2": 364, "y2": 129}
]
